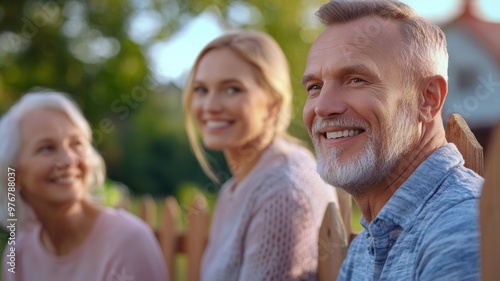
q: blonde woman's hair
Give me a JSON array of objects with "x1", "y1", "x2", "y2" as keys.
[
  {"x1": 316, "y1": 0, "x2": 448, "y2": 89},
  {"x1": 183, "y1": 31, "x2": 295, "y2": 183},
  {"x1": 0, "y1": 90, "x2": 106, "y2": 229}
]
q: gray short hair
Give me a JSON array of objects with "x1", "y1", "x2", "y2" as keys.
[{"x1": 316, "y1": 0, "x2": 448, "y2": 89}]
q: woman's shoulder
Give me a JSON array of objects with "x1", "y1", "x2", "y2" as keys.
[
  {"x1": 97, "y1": 207, "x2": 155, "y2": 237},
  {"x1": 7, "y1": 223, "x2": 40, "y2": 254},
  {"x1": 265, "y1": 137, "x2": 310, "y2": 165},
  {"x1": 263, "y1": 138, "x2": 323, "y2": 184},
  {"x1": 252, "y1": 138, "x2": 337, "y2": 203}
]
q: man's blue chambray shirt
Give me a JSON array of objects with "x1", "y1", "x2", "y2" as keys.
[{"x1": 338, "y1": 144, "x2": 484, "y2": 281}]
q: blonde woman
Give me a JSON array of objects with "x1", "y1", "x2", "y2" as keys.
[
  {"x1": 0, "y1": 90, "x2": 168, "y2": 281},
  {"x1": 183, "y1": 31, "x2": 339, "y2": 280}
]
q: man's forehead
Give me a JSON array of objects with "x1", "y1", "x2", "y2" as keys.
[
  {"x1": 311, "y1": 16, "x2": 401, "y2": 51},
  {"x1": 308, "y1": 22, "x2": 401, "y2": 67}
]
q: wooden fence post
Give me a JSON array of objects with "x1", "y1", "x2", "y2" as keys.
[
  {"x1": 157, "y1": 196, "x2": 181, "y2": 281},
  {"x1": 480, "y1": 123, "x2": 500, "y2": 281},
  {"x1": 185, "y1": 193, "x2": 209, "y2": 281},
  {"x1": 445, "y1": 114, "x2": 484, "y2": 176},
  {"x1": 336, "y1": 189, "x2": 352, "y2": 242},
  {"x1": 318, "y1": 203, "x2": 349, "y2": 281},
  {"x1": 138, "y1": 194, "x2": 157, "y2": 228}
]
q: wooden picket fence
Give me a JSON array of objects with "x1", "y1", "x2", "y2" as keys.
[
  {"x1": 126, "y1": 114, "x2": 499, "y2": 281},
  {"x1": 130, "y1": 194, "x2": 210, "y2": 281},
  {"x1": 317, "y1": 114, "x2": 500, "y2": 281}
]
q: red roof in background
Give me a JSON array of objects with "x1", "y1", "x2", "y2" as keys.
[{"x1": 444, "y1": 0, "x2": 500, "y2": 64}]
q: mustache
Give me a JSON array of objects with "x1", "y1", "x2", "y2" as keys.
[{"x1": 312, "y1": 116, "x2": 370, "y2": 134}]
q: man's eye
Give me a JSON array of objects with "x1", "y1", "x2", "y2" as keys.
[
  {"x1": 350, "y1": 78, "x2": 365, "y2": 83},
  {"x1": 307, "y1": 84, "x2": 322, "y2": 95}
]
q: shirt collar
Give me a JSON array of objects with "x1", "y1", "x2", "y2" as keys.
[{"x1": 360, "y1": 143, "x2": 464, "y2": 236}]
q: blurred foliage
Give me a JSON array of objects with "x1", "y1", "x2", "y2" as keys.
[
  {"x1": 0, "y1": 228, "x2": 6, "y2": 280},
  {"x1": 0, "y1": 0, "x2": 325, "y2": 196}
]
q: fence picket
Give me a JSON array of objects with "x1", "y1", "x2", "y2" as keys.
[
  {"x1": 336, "y1": 189, "x2": 352, "y2": 241},
  {"x1": 445, "y1": 114, "x2": 484, "y2": 176},
  {"x1": 185, "y1": 194, "x2": 210, "y2": 281},
  {"x1": 139, "y1": 194, "x2": 157, "y2": 228},
  {"x1": 318, "y1": 203, "x2": 349, "y2": 281},
  {"x1": 480, "y1": 123, "x2": 500, "y2": 281},
  {"x1": 158, "y1": 196, "x2": 180, "y2": 281}
]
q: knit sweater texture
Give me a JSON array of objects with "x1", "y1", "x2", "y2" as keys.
[{"x1": 201, "y1": 137, "x2": 339, "y2": 281}]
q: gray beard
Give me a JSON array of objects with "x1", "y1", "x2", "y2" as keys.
[{"x1": 313, "y1": 102, "x2": 417, "y2": 196}]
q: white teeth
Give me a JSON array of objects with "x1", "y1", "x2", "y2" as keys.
[
  {"x1": 206, "y1": 121, "x2": 230, "y2": 128},
  {"x1": 326, "y1": 131, "x2": 339, "y2": 139},
  {"x1": 326, "y1": 130, "x2": 361, "y2": 139},
  {"x1": 55, "y1": 177, "x2": 76, "y2": 184}
]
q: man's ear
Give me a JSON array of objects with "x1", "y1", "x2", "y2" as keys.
[{"x1": 418, "y1": 75, "x2": 447, "y2": 123}]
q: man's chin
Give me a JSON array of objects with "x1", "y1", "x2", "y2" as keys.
[
  {"x1": 317, "y1": 161, "x2": 380, "y2": 196},
  {"x1": 320, "y1": 174, "x2": 367, "y2": 196}
]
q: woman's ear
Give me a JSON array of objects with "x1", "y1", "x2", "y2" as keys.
[
  {"x1": 417, "y1": 75, "x2": 448, "y2": 123},
  {"x1": 266, "y1": 102, "x2": 281, "y2": 124}
]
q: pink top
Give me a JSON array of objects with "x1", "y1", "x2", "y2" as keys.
[
  {"x1": 2, "y1": 207, "x2": 168, "y2": 281},
  {"x1": 201, "y1": 137, "x2": 339, "y2": 280}
]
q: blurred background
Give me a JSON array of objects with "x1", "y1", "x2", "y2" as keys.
[{"x1": 0, "y1": 0, "x2": 499, "y2": 258}]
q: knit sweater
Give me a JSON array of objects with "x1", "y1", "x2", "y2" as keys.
[{"x1": 201, "y1": 137, "x2": 339, "y2": 281}]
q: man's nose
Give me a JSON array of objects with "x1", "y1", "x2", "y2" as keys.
[{"x1": 314, "y1": 83, "x2": 348, "y2": 117}]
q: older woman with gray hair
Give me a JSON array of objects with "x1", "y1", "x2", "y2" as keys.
[{"x1": 0, "y1": 90, "x2": 168, "y2": 281}]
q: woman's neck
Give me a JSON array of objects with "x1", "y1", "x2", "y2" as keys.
[
  {"x1": 34, "y1": 200, "x2": 102, "y2": 256},
  {"x1": 224, "y1": 133, "x2": 275, "y2": 185}
]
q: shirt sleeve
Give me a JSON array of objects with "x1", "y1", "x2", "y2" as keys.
[
  {"x1": 416, "y1": 199, "x2": 480, "y2": 281},
  {"x1": 238, "y1": 188, "x2": 317, "y2": 281}
]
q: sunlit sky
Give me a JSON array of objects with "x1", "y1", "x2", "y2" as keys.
[{"x1": 129, "y1": 0, "x2": 500, "y2": 86}]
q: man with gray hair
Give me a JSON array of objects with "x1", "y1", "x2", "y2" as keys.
[{"x1": 302, "y1": 0, "x2": 483, "y2": 280}]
